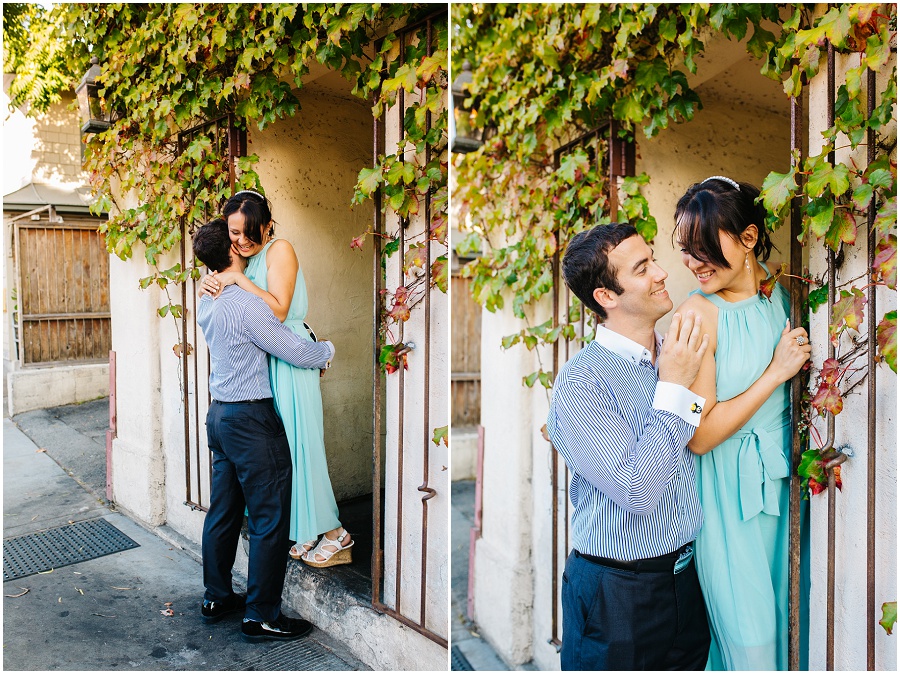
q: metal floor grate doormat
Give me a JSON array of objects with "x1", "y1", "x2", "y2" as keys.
[
  {"x1": 3, "y1": 518, "x2": 140, "y2": 581},
  {"x1": 451, "y1": 646, "x2": 475, "y2": 671}
]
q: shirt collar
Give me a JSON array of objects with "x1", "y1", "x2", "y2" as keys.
[{"x1": 594, "y1": 324, "x2": 662, "y2": 366}]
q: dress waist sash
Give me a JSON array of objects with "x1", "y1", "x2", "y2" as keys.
[{"x1": 732, "y1": 416, "x2": 791, "y2": 521}]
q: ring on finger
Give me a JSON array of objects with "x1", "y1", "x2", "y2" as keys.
[{"x1": 796, "y1": 336, "x2": 807, "y2": 346}]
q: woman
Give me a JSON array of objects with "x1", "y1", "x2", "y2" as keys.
[
  {"x1": 672, "y1": 176, "x2": 810, "y2": 670},
  {"x1": 200, "y1": 190, "x2": 353, "y2": 568}
]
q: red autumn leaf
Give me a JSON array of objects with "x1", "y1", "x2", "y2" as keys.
[
  {"x1": 758, "y1": 262, "x2": 787, "y2": 300},
  {"x1": 877, "y1": 311, "x2": 897, "y2": 374},
  {"x1": 830, "y1": 287, "x2": 866, "y2": 343},
  {"x1": 811, "y1": 380, "x2": 843, "y2": 416},
  {"x1": 350, "y1": 234, "x2": 366, "y2": 250},
  {"x1": 388, "y1": 301, "x2": 410, "y2": 322},
  {"x1": 431, "y1": 255, "x2": 448, "y2": 293},
  {"x1": 819, "y1": 357, "x2": 842, "y2": 385},
  {"x1": 173, "y1": 342, "x2": 193, "y2": 358},
  {"x1": 404, "y1": 242, "x2": 427, "y2": 272},
  {"x1": 393, "y1": 286, "x2": 409, "y2": 304},
  {"x1": 824, "y1": 208, "x2": 857, "y2": 252},
  {"x1": 379, "y1": 343, "x2": 409, "y2": 375},
  {"x1": 429, "y1": 215, "x2": 447, "y2": 243},
  {"x1": 808, "y1": 476, "x2": 826, "y2": 496},
  {"x1": 872, "y1": 235, "x2": 897, "y2": 290}
]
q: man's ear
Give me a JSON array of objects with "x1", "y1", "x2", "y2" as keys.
[{"x1": 593, "y1": 287, "x2": 617, "y2": 312}]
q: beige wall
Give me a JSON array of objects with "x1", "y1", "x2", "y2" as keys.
[
  {"x1": 249, "y1": 81, "x2": 375, "y2": 501},
  {"x1": 30, "y1": 92, "x2": 86, "y2": 186},
  {"x1": 639, "y1": 54, "x2": 795, "y2": 334}
]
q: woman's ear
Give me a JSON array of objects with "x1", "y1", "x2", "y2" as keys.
[{"x1": 741, "y1": 224, "x2": 759, "y2": 250}]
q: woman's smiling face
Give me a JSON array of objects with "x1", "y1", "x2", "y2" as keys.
[
  {"x1": 678, "y1": 227, "x2": 755, "y2": 294},
  {"x1": 227, "y1": 210, "x2": 267, "y2": 258}
]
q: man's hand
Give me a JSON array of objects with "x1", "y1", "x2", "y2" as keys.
[{"x1": 658, "y1": 311, "x2": 709, "y2": 389}]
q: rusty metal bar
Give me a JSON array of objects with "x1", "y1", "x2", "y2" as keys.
[
  {"x1": 787, "y1": 52, "x2": 806, "y2": 672},
  {"x1": 181, "y1": 212, "x2": 192, "y2": 508},
  {"x1": 824, "y1": 41, "x2": 838, "y2": 672},
  {"x1": 371, "y1": 108, "x2": 385, "y2": 607},
  {"x1": 394, "y1": 26, "x2": 406, "y2": 615},
  {"x1": 549, "y1": 141, "x2": 563, "y2": 647},
  {"x1": 865, "y1": 64, "x2": 877, "y2": 672},
  {"x1": 415, "y1": 16, "x2": 435, "y2": 628}
]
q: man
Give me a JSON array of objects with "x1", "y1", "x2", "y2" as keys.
[
  {"x1": 192, "y1": 218, "x2": 334, "y2": 643},
  {"x1": 546, "y1": 222, "x2": 711, "y2": 670}
]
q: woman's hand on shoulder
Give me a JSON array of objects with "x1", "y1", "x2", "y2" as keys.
[{"x1": 199, "y1": 272, "x2": 221, "y2": 298}]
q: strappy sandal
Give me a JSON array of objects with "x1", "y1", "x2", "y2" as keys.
[
  {"x1": 289, "y1": 538, "x2": 319, "y2": 561},
  {"x1": 302, "y1": 528, "x2": 354, "y2": 568}
]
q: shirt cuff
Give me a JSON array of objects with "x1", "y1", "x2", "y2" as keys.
[
  {"x1": 323, "y1": 340, "x2": 335, "y2": 368},
  {"x1": 652, "y1": 382, "x2": 706, "y2": 427}
]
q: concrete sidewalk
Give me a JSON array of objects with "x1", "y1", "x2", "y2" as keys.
[{"x1": 3, "y1": 401, "x2": 367, "y2": 671}]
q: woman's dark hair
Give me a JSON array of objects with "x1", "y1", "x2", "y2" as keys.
[
  {"x1": 192, "y1": 218, "x2": 232, "y2": 272},
  {"x1": 222, "y1": 191, "x2": 275, "y2": 244},
  {"x1": 673, "y1": 178, "x2": 773, "y2": 268},
  {"x1": 561, "y1": 222, "x2": 639, "y2": 321}
]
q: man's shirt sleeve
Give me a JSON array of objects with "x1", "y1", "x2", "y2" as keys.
[
  {"x1": 653, "y1": 381, "x2": 705, "y2": 427},
  {"x1": 547, "y1": 375, "x2": 699, "y2": 515},
  {"x1": 243, "y1": 298, "x2": 333, "y2": 369}
]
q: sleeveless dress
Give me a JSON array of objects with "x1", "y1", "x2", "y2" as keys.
[
  {"x1": 691, "y1": 274, "x2": 807, "y2": 670},
  {"x1": 245, "y1": 240, "x2": 341, "y2": 545}
]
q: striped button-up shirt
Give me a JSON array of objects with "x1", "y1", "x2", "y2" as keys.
[
  {"x1": 197, "y1": 285, "x2": 334, "y2": 403},
  {"x1": 547, "y1": 325, "x2": 705, "y2": 561}
]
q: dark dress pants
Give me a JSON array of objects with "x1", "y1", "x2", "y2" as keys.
[
  {"x1": 561, "y1": 550, "x2": 710, "y2": 671},
  {"x1": 202, "y1": 400, "x2": 292, "y2": 623}
]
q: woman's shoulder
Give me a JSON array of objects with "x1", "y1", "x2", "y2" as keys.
[
  {"x1": 675, "y1": 291, "x2": 718, "y2": 319},
  {"x1": 265, "y1": 238, "x2": 299, "y2": 266}
]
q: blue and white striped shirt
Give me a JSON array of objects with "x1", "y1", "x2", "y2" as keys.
[
  {"x1": 197, "y1": 285, "x2": 334, "y2": 403},
  {"x1": 547, "y1": 325, "x2": 705, "y2": 561}
]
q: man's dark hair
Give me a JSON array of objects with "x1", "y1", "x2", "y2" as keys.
[
  {"x1": 561, "y1": 222, "x2": 639, "y2": 321},
  {"x1": 192, "y1": 218, "x2": 232, "y2": 272}
]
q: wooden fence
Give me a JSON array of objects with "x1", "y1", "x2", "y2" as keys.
[{"x1": 14, "y1": 219, "x2": 110, "y2": 366}]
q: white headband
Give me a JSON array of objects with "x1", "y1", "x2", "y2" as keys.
[
  {"x1": 233, "y1": 189, "x2": 265, "y2": 200},
  {"x1": 701, "y1": 176, "x2": 740, "y2": 191}
]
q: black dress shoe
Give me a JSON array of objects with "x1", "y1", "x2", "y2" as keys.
[
  {"x1": 240, "y1": 613, "x2": 314, "y2": 643},
  {"x1": 201, "y1": 593, "x2": 246, "y2": 624}
]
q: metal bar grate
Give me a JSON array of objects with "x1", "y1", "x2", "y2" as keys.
[
  {"x1": 235, "y1": 638, "x2": 363, "y2": 671},
  {"x1": 450, "y1": 646, "x2": 474, "y2": 671},
  {"x1": 3, "y1": 518, "x2": 139, "y2": 581}
]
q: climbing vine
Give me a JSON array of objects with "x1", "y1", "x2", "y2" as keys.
[
  {"x1": 453, "y1": 4, "x2": 895, "y2": 500},
  {"x1": 6, "y1": 2, "x2": 449, "y2": 442},
  {"x1": 4, "y1": 2, "x2": 447, "y2": 339}
]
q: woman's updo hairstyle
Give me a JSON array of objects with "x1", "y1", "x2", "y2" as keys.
[
  {"x1": 673, "y1": 177, "x2": 773, "y2": 269},
  {"x1": 222, "y1": 190, "x2": 275, "y2": 245}
]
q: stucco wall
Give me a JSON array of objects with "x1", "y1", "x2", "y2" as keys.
[
  {"x1": 247, "y1": 82, "x2": 375, "y2": 501},
  {"x1": 805, "y1": 49, "x2": 897, "y2": 672}
]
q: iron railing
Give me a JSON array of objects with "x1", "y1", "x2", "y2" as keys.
[{"x1": 370, "y1": 11, "x2": 448, "y2": 648}]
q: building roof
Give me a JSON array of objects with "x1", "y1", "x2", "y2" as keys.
[{"x1": 2, "y1": 181, "x2": 103, "y2": 215}]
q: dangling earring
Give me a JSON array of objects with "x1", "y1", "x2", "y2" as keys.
[{"x1": 745, "y1": 253, "x2": 751, "y2": 273}]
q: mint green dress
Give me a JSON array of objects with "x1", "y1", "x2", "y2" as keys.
[
  {"x1": 245, "y1": 240, "x2": 341, "y2": 545},
  {"x1": 691, "y1": 275, "x2": 807, "y2": 671}
]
